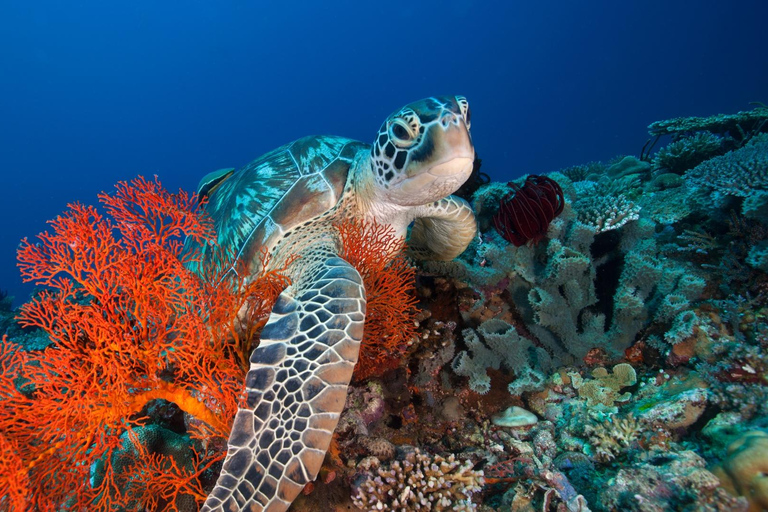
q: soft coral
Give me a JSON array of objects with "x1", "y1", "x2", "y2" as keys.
[
  {"x1": 335, "y1": 218, "x2": 419, "y2": 381},
  {"x1": 0, "y1": 176, "x2": 287, "y2": 511}
]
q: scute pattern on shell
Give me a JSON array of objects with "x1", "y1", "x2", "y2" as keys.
[{"x1": 189, "y1": 135, "x2": 367, "y2": 275}]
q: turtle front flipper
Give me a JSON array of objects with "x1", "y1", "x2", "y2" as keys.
[
  {"x1": 202, "y1": 256, "x2": 365, "y2": 512},
  {"x1": 408, "y1": 195, "x2": 477, "y2": 261}
]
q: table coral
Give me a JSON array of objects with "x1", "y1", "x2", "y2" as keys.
[
  {"x1": 648, "y1": 105, "x2": 768, "y2": 139},
  {"x1": 685, "y1": 133, "x2": 768, "y2": 217},
  {"x1": 575, "y1": 194, "x2": 641, "y2": 234}
]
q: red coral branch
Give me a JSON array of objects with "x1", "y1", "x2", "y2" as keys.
[
  {"x1": 335, "y1": 218, "x2": 419, "y2": 381},
  {"x1": 0, "y1": 176, "x2": 287, "y2": 511}
]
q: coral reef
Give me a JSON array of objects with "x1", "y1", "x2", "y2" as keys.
[
  {"x1": 0, "y1": 177, "x2": 287, "y2": 511},
  {"x1": 652, "y1": 131, "x2": 724, "y2": 174},
  {"x1": 406, "y1": 104, "x2": 766, "y2": 511},
  {"x1": 599, "y1": 450, "x2": 748, "y2": 511},
  {"x1": 648, "y1": 104, "x2": 768, "y2": 140},
  {"x1": 336, "y1": 218, "x2": 419, "y2": 381},
  {"x1": 3, "y1": 104, "x2": 768, "y2": 512},
  {"x1": 351, "y1": 448, "x2": 484, "y2": 511}
]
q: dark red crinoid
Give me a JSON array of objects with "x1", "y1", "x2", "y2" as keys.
[{"x1": 493, "y1": 175, "x2": 565, "y2": 246}]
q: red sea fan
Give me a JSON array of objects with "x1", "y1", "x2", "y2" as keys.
[
  {"x1": 334, "y1": 218, "x2": 418, "y2": 381},
  {"x1": 1, "y1": 176, "x2": 290, "y2": 511},
  {"x1": 493, "y1": 175, "x2": 565, "y2": 246}
]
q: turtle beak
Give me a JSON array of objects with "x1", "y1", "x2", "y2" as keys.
[
  {"x1": 423, "y1": 116, "x2": 474, "y2": 178},
  {"x1": 428, "y1": 156, "x2": 474, "y2": 178}
]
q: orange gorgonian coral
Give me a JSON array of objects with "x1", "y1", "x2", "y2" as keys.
[
  {"x1": 0, "y1": 176, "x2": 288, "y2": 511},
  {"x1": 335, "y1": 218, "x2": 419, "y2": 381}
]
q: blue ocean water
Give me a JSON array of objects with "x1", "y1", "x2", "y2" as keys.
[{"x1": 1, "y1": 0, "x2": 766, "y2": 306}]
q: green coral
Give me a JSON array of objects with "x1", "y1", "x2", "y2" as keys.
[
  {"x1": 652, "y1": 132, "x2": 724, "y2": 174},
  {"x1": 685, "y1": 133, "x2": 768, "y2": 221},
  {"x1": 509, "y1": 216, "x2": 704, "y2": 359},
  {"x1": 452, "y1": 319, "x2": 549, "y2": 395},
  {"x1": 648, "y1": 105, "x2": 768, "y2": 139}
]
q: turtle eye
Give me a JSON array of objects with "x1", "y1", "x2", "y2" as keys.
[{"x1": 389, "y1": 120, "x2": 415, "y2": 147}]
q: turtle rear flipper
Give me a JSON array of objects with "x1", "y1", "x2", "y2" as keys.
[
  {"x1": 197, "y1": 168, "x2": 236, "y2": 203},
  {"x1": 202, "y1": 256, "x2": 365, "y2": 512}
]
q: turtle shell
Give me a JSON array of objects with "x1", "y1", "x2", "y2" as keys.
[{"x1": 193, "y1": 135, "x2": 367, "y2": 275}]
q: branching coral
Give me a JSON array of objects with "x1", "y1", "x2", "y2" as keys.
[
  {"x1": 336, "y1": 218, "x2": 418, "y2": 381},
  {"x1": 351, "y1": 449, "x2": 484, "y2": 511},
  {"x1": 584, "y1": 414, "x2": 645, "y2": 463},
  {"x1": 652, "y1": 132, "x2": 724, "y2": 174},
  {"x1": 0, "y1": 177, "x2": 289, "y2": 511}
]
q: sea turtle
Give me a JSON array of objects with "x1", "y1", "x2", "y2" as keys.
[{"x1": 195, "y1": 96, "x2": 477, "y2": 511}]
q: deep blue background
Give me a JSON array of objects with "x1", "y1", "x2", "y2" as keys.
[{"x1": 1, "y1": 0, "x2": 767, "y2": 306}]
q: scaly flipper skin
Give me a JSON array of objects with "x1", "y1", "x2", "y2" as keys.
[
  {"x1": 202, "y1": 257, "x2": 365, "y2": 512},
  {"x1": 194, "y1": 96, "x2": 476, "y2": 511},
  {"x1": 408, "y1": 196, "x2": 477, "y2": 261}
]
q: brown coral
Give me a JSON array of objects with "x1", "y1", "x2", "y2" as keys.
[
  {"x1": 363, "y1": 437, "x2": 396, "y2": 462},
  {"x1": 571, "y1": 363, "x2": 637, "y2": 408},
  {"x1": 712, "y1": 430, "x2": 768, "y2": 512},
  {"x1": 575, "y1": 194, "x2": 641, "y2": 234},
  {"x1": 351, "y1": 449, "x2": 484, "y2": 511},
  {"x1": 584, "y1": 414, "x2": 646, "y2": 463}
]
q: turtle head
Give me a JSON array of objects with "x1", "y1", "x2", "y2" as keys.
[{"x1": 370, "y1": 96, "x2": 474, "y2": 206}]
